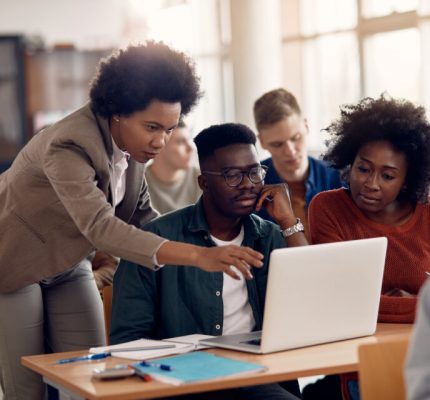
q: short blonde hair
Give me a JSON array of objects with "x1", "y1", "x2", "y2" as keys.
[{"x1": 253, "y1": 88, "x2": 301, "y2": 131}]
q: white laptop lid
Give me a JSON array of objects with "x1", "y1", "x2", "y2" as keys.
[
  {"x1": 200, "y1": 237, "x2": 387, "y2": 353},
  {"x1": 260, "y1": 237, "x2": 387, "y2": 353}
]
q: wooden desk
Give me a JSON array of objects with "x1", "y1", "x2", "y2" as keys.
[{"x1": 22, "y1": 323, "x2": 412, "y2": 400}]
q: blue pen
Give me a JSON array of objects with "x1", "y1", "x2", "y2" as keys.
[
  {"x1": 57, "y1": 352, "x2": 111, "y2": 364},
  {"x1": 138, "y1": 360, "x2": 173, "y2": 371}
]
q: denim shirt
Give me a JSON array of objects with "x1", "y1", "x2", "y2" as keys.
[
  {"x1": 257, "y1": 156, "x2": 343, "y2": 224},
  {"x1": 110, "y1": 198, "x2": 286, "y2": 345}
]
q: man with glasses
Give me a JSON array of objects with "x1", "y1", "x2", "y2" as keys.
[
  {"x1": 110, "y1": 123, "x2": 305, "y2": 399},
  {"x1": 202, "y1": 164, "x2": 268, "y2": 186}
]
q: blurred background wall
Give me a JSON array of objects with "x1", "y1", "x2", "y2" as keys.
[{"x1": 1, "y1": 0, "x2": 430, "y2": 170}]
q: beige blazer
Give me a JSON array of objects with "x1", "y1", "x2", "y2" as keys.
[{"x1": 0, "y1": 104, "x2": 165, "y2": 293}]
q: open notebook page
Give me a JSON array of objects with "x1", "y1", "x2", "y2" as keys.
[{"x1": 89, "y1": 338, "x2": 193, "y2": 360}]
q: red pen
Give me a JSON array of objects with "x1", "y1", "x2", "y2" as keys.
[
  {"x1": 137, "y1": 372, "x2": 152, "y2": 382},
  {"x1": 130, "y1": 365, "x2": 152, "y2": 382}
]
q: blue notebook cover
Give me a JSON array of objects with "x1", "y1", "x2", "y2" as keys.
[{"x1": 132, "y1": 352, "x2": 266, "y2": 385}]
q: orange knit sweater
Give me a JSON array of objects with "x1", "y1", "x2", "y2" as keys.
[{"x1": 309, "y1": 188, "x2": 430, "y2": 323}]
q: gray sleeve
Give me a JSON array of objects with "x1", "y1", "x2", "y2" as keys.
[{"x1": 405, "y1": 279, "x2": 430, "y2": 400}]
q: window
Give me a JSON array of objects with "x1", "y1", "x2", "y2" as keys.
[
  {"x1": 301, "y1": 32, "x2": 360, "y2": 149},
  {"x1": 362, "y1": 0, "x2": 418, "y2": 18},
  {"x1": 364, "y1": 28, "x2": 420, "y2": 101},
  {"x1": 0, "y1": 36, "x2": 27, "y2": 171},
  {"x1": 300, "y1": 0, "x2": 357, "y2": 35},
  {"x1": 282, "y1": 0, "x2": 430, "y2": 153},
  {"x1": 125, "y1": 0, "x2": 231, "y2": 134}
]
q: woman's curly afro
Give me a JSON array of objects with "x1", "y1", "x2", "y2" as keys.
[
  {"x1": 90, "y1": 41, "x2": 202, "y2": 118},
  {"x1": 323, "y1": 94, "x2": 430, "y2": 203}
]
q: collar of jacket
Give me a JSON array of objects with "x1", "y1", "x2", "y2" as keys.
[{"x1": 88, "y1": 103, "x2": 115, "y2": 162}]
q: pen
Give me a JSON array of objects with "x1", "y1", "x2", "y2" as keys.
[
  {"x1": 134, "y1": 370, "x2": 153, "y2": 382},
  {"x1": 57, "y1": 352, "x2": 111, "y2": 364},
  {"x1": 138, "y1": 360, "x2": 174, "y2": 371},
  {"x1": 129, "y1": 364, "x2": 154, "y2": 382}
]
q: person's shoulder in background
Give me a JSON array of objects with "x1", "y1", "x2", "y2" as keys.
[
  {"x1": 145, "y1": 163, "x2": 202, "y2": 215},
  {"x1": 307, "y1": 155, "x2": 344, "y2": 189},
  {"x1": 260, "y1": 157, "x2": 282, "y2": 185}
]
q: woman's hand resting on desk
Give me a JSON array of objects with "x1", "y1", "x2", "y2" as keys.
[{"x1": 156, "y1": 241, "x2": 264, "y2": 280}]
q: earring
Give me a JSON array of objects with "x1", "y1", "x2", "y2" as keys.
[{"x1": 114, "y1": 117, "x2": 120, "y2": 122}]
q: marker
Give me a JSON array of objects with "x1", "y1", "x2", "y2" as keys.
[
  {"x1": 129, "y1": 365, "x2": 154, "y2": 382},
  {"x1": 136, "y1": 372, "x2": 152, "y2": 382},
  {"x1": 138, "y1": 360, "x2": 174, "y2": 371}
]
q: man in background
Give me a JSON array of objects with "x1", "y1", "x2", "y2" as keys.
[
  {"x1": 253, "y1": 88, "x2": 343, "y2": 242},
  {"x1": 145, "y1": 120, "x2": 201, "y2": 214}
]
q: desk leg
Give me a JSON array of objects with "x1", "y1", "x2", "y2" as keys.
[{"x1": 43, "y1": 377, "x2": 86, "y2": 400}]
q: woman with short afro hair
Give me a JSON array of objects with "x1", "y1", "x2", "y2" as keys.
[
  {"x1": 308, "y1": 94, "x2": 430, "y2": 400},
  {"x1": 89, "y1": 41, "x2": 201, "y2": 118},
  {"x1": 321, "y1": 95, "x2": 430, "y2": 204},
  {"x1": 0, "y1": 41, "x2": 264, "y2": 400}
]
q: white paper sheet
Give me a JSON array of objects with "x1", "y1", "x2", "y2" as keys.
[{"x1": 89, "y1": 338, "x2": 193, "y2": 360}]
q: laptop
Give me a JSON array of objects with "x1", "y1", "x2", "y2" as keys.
[{"x1": 200, "y1": 237, "x2": 388, "y2": 354}]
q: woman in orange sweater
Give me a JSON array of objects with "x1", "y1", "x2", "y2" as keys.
[{"x1": 308, "y1": 95, "x2": 430, "y2": 399}]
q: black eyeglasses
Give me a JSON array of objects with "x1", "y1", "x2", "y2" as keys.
[{"x1": 202, "y1": 165, "x2": 268, "y2": 187}]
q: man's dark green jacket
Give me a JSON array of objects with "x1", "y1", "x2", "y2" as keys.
[{"x1": 110, "y1": 198, "x2": 286, "y2": 345}]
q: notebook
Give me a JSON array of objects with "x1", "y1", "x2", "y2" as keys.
[
  {"x1": 131, "y1": 351, "x2": 266, "y2": 385},
  {"x1": 200, "y1": 237, "x2": 388, "y2": 354},
  {"x1": 89, "y1": 334, "x2": 214, "y2": 360}
]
